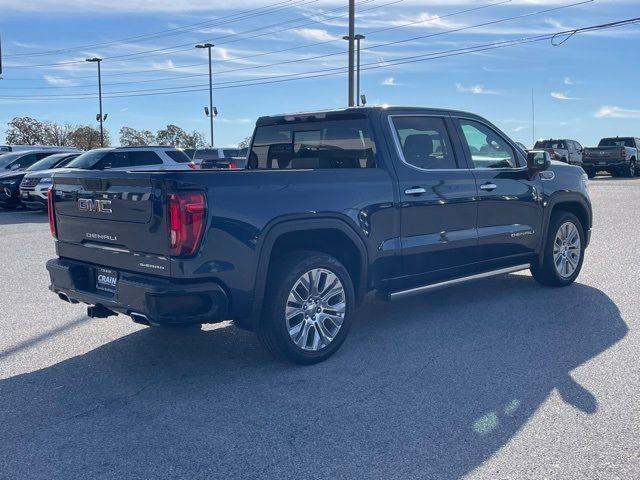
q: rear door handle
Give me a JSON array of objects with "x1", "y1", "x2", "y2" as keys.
[
  {"x1": 479, "y1": 183, "x2": 497, "y2": 191},
  {"x1": 405, "y1": 187, "x2": 427, "y2": 196}
]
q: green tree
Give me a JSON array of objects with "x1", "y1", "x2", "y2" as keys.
[{"x1": 119, "y1": 127, "x2": 156, "y2": 146}]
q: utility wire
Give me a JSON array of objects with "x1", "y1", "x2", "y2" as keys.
[
  {"x1": 3, "y1": 16, "x2": 636, "y2": 101},
  {"x1": 2, "y1": 0, "x2": 313, "y2": 58}
]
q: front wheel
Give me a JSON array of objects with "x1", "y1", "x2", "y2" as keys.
[
  {"x1": 531, "y1": 212, "x2": 585, "y2": 287},
  {"x1": 258, "y1": 251, "x2": 354, "y2": 364}
]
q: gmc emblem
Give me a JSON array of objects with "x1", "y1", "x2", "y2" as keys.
[{"x1": 78, "y1": 198, "x2": 112, "y2": 214}]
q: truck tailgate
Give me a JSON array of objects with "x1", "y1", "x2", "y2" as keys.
[
  {"x1": 584, "y1": 147, "x2": 621, "y2": 162},
  {"x1": 51, "y1": 171, "x2": 172, "y2": 276}
]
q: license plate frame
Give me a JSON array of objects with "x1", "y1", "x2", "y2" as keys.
[{"x1": 96, "y1": 268, "x2": 118, "y2": 293}]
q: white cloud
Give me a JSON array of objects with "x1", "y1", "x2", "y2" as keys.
[
  {"x1": 595, "y1": 106, "x2": 640, "y2": 119},
  {"x1": 513, "y1": 126, "x2": 527, "y2": 132},
  {"x1": 550, "y1": 92, "x2": 580, "y2": 100},
  {"x1": 291, "y1": 28, "x2": 338, "y2": 42},
  {"x1": 455, "y1": 83, "x2": 496, "y2": 95},
  {"x1": 44, "y1": 75, "x2": 80, "y2": 87},
  {"x1": 563, "y1": 76, "x2": 581, "y2": 85},
  {"x1": 381, "y1": 77, "x2": 402, "y2": 86}
]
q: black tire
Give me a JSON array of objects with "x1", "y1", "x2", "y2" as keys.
[
  {"x1": 584, "y1": 169, "x2": 596, "y2": 179},
  {"x1": 257, "y1": 251, "x2": 355, "y2": 364},
  {"x1": 531, "y1": 211, "x2": 585, "y2": 287},
  {"x1": 624, "y1": 159, "x2": 636, "y2": 178}
]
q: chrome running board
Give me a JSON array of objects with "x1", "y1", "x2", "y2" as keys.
[{"x1": 387, "y1": 264, "x2": 530, "y2": 301}]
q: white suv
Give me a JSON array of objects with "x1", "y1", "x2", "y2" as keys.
[{"x1": 20, "y1": 146, "x2": 195, "y2": 210}]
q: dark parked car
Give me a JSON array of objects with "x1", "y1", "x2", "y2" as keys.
[
  {"x1": 533, "y1": 139, "x2": 584, "y2": 166},
  {"x1": 0, "y1": 151, "x2": 80, "y2": 209},
  {"x1": 194, "y1": 148, "x2": 246, "y2": 169},
  {"x1": 46, "y1": 107, "x2": 592, "y2": 364},
  {"x1": 582, "y1": 137, "x2": 640, "y2": 178}
]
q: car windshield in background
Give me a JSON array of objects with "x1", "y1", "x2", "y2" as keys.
[
  {"x1": 535, "y1": 141, "x2": 566, "y2": 149},
  {"x1": 0, "y1": 153, "x2": 23, "y2": 169},
  {"x1": 65, "y1": 150, "x2": 108, "y2": 169},
  {"x1": 164, "y1": 150, "x2": 192, "y2": 163},
  {"x1": 599, "y1": 138, "x2": 634, "y2": 148},
  {"x1": 26, "y1": 154, "x2": 70, "y2": 172}
]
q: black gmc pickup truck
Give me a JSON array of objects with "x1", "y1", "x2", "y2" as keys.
[{"x1": 46, "y1": 107, "x2": 592, "y2": 364}]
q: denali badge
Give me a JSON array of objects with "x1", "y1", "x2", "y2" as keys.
[{"x1": 78, "y1": 198, "x2": 112, "y2": 213}]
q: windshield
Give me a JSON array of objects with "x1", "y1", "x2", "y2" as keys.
[
  {"x1": 65, "y1": 150, "x2": 109, "y2": 169},
  {"x1": 26, "y1": 154, "x2": 69, "y2": 172},
  {"x1": 599, "y1": 138, "x2": 634, "y2": 148},
  {"x1": 534, "y1": 140, "x2": 566, "y2": 149}
]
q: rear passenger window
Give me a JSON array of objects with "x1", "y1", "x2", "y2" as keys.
[
  {"x1": 458, "y1": 119, "x2": 517, "y2": 169},
  {"x1": 248, "y1": 119, "x2": 376, "y2": 169},
  {"x1": 98, "y1": 152, "x2": 130, "y2": 169},
  {"x1": 129, "y1": 151, "x2": 163, "y2": 166},
  {"x1": 391, "y1": 116, "x2": 457, "y2": 170},
  {"x1": 165, "y1": 150, "x2": 191, "y2": 163}
]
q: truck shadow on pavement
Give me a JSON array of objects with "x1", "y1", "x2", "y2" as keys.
[
  {"x1": 0, "y1": 209, "x2": 48, "y2": 225},
  {"x1": 0, "y1": 275, "x2": 627, "y2": 479}
]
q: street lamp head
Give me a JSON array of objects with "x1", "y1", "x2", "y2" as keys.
[
  {"x1": 195, "y1": 43, "x2": 215, "y2": 49},
  {"x1": 354, "y1": 34, "x2": 366, "y2": 41},
  {"x1": 86, "y1": 57, "x2": 101, "y2": 63},
  {"x1": 212, "y1": 106, "x2": 218, "y2": 117},
  {"x1": 204, "y1": 106, "x2": 210, "y2": 116}
]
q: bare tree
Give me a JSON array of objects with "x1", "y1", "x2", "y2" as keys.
[
  {"x1": 43, "y1": 122, "x2": 74, "y2": 146},
  {"x1": 183, "y1": 131, "x2": 206, "y2": 149},
  {"x1": 119, "y1": 127, "x2": 156, "y2": 146},
  {"x1": 5, "y1": 117, "x2": 48, "y2": 145},
  {"x1": 70, "y1": 126, "x2": 110, "y2": 150},
  {"x1": 238, "y1": 136, "x2": 252, "y2": 149}
]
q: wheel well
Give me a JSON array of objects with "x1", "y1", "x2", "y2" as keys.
[
  {"x1": 551, "y1": 202, "x2": 589, "y2": 236},
  {"x1": 267, "y1": 229, "x2": 363, "y2": 294}
]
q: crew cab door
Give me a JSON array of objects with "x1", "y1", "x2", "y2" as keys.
[
  {"x1": 452, "y1": 116, "x2": 543, "y2": 261},
  {"x1": 388, "y1": 114, "x2": 478, "y2": 279}
]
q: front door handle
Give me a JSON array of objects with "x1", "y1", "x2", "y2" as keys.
[
  {"x1": 405, "y1": 187, "x2": 427, "y2": 196},
  {"x1": 479, "y1": 183, "x2": 497, "y2": 191}
]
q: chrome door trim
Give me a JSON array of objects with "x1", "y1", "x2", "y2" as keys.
[{"x1": 388, "y1": 264, "x2": 530, "y2": 300}]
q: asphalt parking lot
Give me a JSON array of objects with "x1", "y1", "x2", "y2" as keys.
[{"x1": 0, "y1": 177, "x2": 639, "y2": 480}]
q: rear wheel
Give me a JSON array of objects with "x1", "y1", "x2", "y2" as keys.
[
  {"x1": 531, "y1": 212, "x2": 585, "y2": 287},
  {"x1": 258, "y1": 251, "x2": 354, "y2": 364},
  {"x1": 624, "y1": 159, "x2": 636, "y2": 178}
]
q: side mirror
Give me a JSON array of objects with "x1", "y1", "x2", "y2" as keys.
[{"x1": 527, "y1": 150, "x2": 551, "y2": 172}]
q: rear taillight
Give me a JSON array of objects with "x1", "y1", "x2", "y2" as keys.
[
  {"x1": 549, "y1": 148, "x2": 555, "y2": 159},
  {"x1": 188, "y1": 162, "x2": 197, "y2": 170},
  {"x1": 620, "y1": 147, "x2": 626, "y2": 159},
  {"x1": 228, "y1": 160, "x2": 238, "y2": 169},
  {"x1": 48, "y1": 187, "x2": 57, "y2": 238},
  {"x1": 168, "y1": 191, "x2": 207, "y2": 257}
]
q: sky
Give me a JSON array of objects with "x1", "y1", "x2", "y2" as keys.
[{"x1": 0, "y1": 0, "x2": 638, "y2": 148}]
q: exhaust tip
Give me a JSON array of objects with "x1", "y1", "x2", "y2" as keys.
[
  {"x1": 58, "y1": 291, "x2": 79, "y2": 304},
  {"x1": 130, "y1": 312, "x2": 151, "y2": 326}
]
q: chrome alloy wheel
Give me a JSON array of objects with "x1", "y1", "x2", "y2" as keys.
[
  {"x1": 553, "y1": 221, "x2": 581, "y2": 278},
  {"x1": 285, "y1": 268, "x2": 346, "y2": 351}
]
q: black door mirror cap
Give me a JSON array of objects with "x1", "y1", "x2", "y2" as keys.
[{"x1": 527, "y1": 150, "x2": 551, "y2": 173}]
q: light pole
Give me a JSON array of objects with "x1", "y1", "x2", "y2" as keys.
[
  {"x1": 196, "y1": 43, "x2": 215, "y2": 147},
  {"x1": 347, "y1": 0, "x2": 355, "y2": 106},
  {"x1": 86, "y1": 57, "x2": 105, "y2": 147},
  {"x1": 343, "y1": 34, "x2": 365, "y2": 106}
]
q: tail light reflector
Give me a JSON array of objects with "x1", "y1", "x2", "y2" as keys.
[
  {"x1": 620, "y1": 147, "x2": 626, "y2": 159},
  {"x1": 168, "y1": 191, "x2": 207, "y2": 257},
  {"x1": 188, "y1": 162, "x2": 197, "y2": 170},
  {"x1": 48, "y1": 187, "x2": 57, "y2": 238}
]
